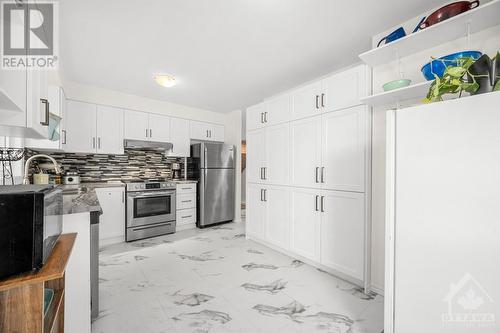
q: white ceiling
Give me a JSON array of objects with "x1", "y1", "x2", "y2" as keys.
[{"x1": 60, "y1": 0, "x2": 444, "y2": 113}]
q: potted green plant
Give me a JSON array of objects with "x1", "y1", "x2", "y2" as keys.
[{"x1": 424, "y1": 52, "x2": 500, "y2": 103}]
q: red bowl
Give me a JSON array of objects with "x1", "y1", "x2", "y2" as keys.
[{"x1": 420, "y1": 0, "x2": 480, "y2": 29}]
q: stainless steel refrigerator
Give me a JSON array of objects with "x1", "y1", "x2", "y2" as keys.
[{"x1": 191, "y1": 143, "x2": 235, "y2": 228}]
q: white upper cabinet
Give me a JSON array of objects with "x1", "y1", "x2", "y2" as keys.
[
  {"x1": 291, "y1": 81, "x2": 322, "y2": 121},
  {"x1": 247, "y1": 95, "x2": 291, "y2": 131},
  {"x1": 189, "y1": 120, "x2": 224, "y2": 142},
  {"x1": 290, "y1": 187, "x2": 321, "y2": 261},
  {"x1": 124, "y1": 110, "x2": 149, "y2": 141},
  {"x1": 168, "y1": 117, "x2": 190, "y2": 157},
  {"x1": 265, "y1": 185, "x2": 290, "y2": 250},
  {"x1": 290, "y1": 115, "x2": 322, "y2": 189},
  {"x1": 148, "y1": 113, "x2": 171, "y2": 142},
  {"x1": 25, "y1": 86, "x2": 67, "y2": 151},
  {"x1": 265, "y1": 123, "x2": 289, "y2": 185},
  {"x1": 320, "y1": 190, "x2": 365, "y2": 281},
  {"x1": 246, "y1": 128, "x2": 266, "y2": 184},
  {"x1": 96, "y1": 105, "x2": 124, "y2": 155},
  {"x1": 322, "y1": 65, "x2": 367, "y2": 112},
  {"x1": 65, "y1": 101, "x2": 97, "y2": 154},
  {"x1": 321, "y1": 105, "x2": 367, "y2": 192},
  {"x1": 66, "y1": 101, "x2": 124, "y2": 154},
  {"x1": 247, "y1": 102, "x2": 267, "y2": 131},
  {"x1": 123, "y1": 110, "x2": 172, "y2": 143}
]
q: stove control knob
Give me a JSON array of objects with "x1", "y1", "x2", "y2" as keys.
[{"x1": 140, "y1": 184, "x2": 145, "y2": 189}]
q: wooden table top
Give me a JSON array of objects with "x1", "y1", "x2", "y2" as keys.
[{"x1": 0, "y1": 233, "x2": 77, "y2": 292}]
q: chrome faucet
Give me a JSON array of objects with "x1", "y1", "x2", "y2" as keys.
[{"x1": 23, "y1": 154, "x2": 63, "y2": 184}]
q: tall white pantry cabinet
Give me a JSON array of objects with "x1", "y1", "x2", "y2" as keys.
[{"x1": 246, "y1": 64, "x2": 372, "y2": 288}]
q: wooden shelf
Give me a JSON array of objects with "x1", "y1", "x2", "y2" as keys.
[
  {"x1": 43, "y1": 289, "x2": 64, "y2": 333},
  {"x1": 359, "y1": 0, "x2": 500, "y2": 67},
  {"x1": 361, "y1": 81, "x2": 432, "y2": 107},
  {"x1": 0, "y1": 233, "x2": 77, "y2": 292},
  {"x1": 0, "y1": 234, "x2": 76, "y2": 333}
]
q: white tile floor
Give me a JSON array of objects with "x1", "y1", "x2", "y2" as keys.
[{"x1": 93, "y1": 223, "x2": 383, "y2": 333}]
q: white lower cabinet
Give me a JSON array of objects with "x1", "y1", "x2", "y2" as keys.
[
  {"x1": 290, "y1": 187, "x2": 321, "y2": 261},
  {"x1": 176, "y1": 183, "x2": 197, "y2": 230},
  {"x1": 265, "y1": 186, "x2": 290, "y2": 250},
  {"x1": 246, "y1": 183, "x2": 266, "y2": 239},
  {"x1": 95, "y1": 187, "x2": 126, "y2": 245},
  {"x1": 320, "y1": 190, "x2": 365, "y2": 281}
]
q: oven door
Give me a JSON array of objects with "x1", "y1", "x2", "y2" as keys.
[{"x1": 127, "y1": 190, "x2": 176, "y2": 227}]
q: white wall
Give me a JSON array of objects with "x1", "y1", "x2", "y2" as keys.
[
  {"x1": 369, "y1": 8, "x2": 500, "y2": 292},
  {"x1": 224, "y1": 109, "x2": 242, "y2": 222},
  {"x1": 62, "y1": 81, "x2": 226, "y2": 124}
]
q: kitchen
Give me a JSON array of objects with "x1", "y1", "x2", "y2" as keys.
[{"x1": 0, "y1": 0, "x2": 500, "y2": 332}]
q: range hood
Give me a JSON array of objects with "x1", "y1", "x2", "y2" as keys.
[{"x1": 123, "y1": 139, "x2": 173, "y2": 151}]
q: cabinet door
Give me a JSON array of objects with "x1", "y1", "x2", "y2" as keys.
[
  {"x1": 96, "y1": 105, "x2": 124, "y2": 154},
  {"x1": 95, "y1": 187, "x2": 126, "y2": 242},
  {"x1": 267, "y1": 95, "x2": 291, "y2": 126},
  {"x1": 246, "y1": 128, "x2": 266, "y2": 184},
  {"x1": 65, "y1": 101, "x2": 97, "y2": 153},
  {"x1": 246, "y1": 183, "x2": 266, "y2": 240},
  {"x1": 320, "y1": 190, "x2": 365, "y2": 281},
  {"x1": 189, "y1": 121, "x2": 210, "y2": 140},
  {"x1": 26, "y1": 69, "x2": 48, "y2": 139},
  {"x1": 290, "y1": 187, "x2": 321, "y2": 261},
  {"x1": 247, "y1": 103, "x2": 267, "y2": 131},
  {"x1": 322, "y1": 106, "x2": 367, "y2": 192},
  {"x1": 124, "y1": 110, "x2": 148, "y2": 140},
  {"x1": 266, "y1": 123, "x2": 289, "y2": 185},
  {"x1": 322, "y1": 65, "x2": 367, "y2": 112},
  {"x1": 291, "y1": 81, "x2": 322, "y2": 121},
  {"x1": 149, "y1": 113, "x2": 171, "y2": 142},
  {"x1": 168, "y1": 117, "x2": 190, "y2": 157},
  {"x1": 209, "y1": 123, "x2": 225, "y2": 142},
  {"x1": 290, "y1": 115, "x2": 322, "y2": 189},
  {"x1": 265, "y1": 186, "x2": 290, "y2": 250}
]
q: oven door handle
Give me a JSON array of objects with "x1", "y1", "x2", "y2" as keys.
[{"x1": 128, "y1": 191, "x2": 175, "y2": 198}]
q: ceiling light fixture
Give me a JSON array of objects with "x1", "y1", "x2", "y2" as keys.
[{"x1": 154, "y1": 74, "x2": 176, "y2": 88}]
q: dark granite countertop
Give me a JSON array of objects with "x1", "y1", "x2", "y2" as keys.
[{"x1": 61, "y1": 182, "x2": 125, "y2": 215}]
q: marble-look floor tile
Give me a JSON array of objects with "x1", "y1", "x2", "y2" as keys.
[{"x1": 93, "y1": 222, "x2": 383, "y2": 333}]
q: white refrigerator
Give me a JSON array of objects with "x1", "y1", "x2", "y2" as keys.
[{"x1": 385, "y1": 92, "x2": 500, "y2": 333}]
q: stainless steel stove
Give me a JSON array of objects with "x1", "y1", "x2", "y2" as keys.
[{"x1": 125, "y1": 181, "x2": 176, "y2": 242}]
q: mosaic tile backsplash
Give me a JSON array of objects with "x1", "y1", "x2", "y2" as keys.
[{"x1": 26, "y1": 148, "x2": 187, "y2": 183}]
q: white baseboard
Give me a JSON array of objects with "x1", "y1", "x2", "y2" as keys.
[
  {"x1": 176, "y1": 223, "x2": 196, "y2": 231},
  {"x1": 99, "y1": 235, "x2": 125, "y2": 247},
  {"x1": 369, "y1": 284, "x2": 384, "y2": 296}
]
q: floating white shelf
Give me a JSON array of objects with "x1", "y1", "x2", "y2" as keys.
[
  {"x1": 361, "y1": 81, "x2": 432, "y2": 107},
  {"x1": 359, "y1": 0, "x2": 500, "y2": 67}
]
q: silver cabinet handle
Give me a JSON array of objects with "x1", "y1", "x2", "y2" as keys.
[
  {"x1": 315, "y1": 167, "x2": 319, "y2": 183},
  {"x1": 260, "y1": 167, "x2": 264, "y2": 180},
  {"x1": 321, "y1": 93, "x2": 325, "y2": 108},
  {"x1": 264, "y1": 112, "x2": 268, "y2": 123},
  {"x1": 122, "y1": 191, "x2": 125, "y2": 203},
  {"x1": 150, "y1": 129, "x2": 152, "y2": 138},
  {"x1": 260, "y1": 188, "x2": 264, "y2": 201},
  {"x1": 40, "y1": 99, "x2": 49, "y2": 126},
  {"x1": 62, "y1": 129, "x2": 67, "y2": 144},
  {"x1": 209, "y1": 130, "x2": 212, "y2": 138},
  {"x1": 263, "y1": 167, "x2": 266, "y2": 180},
  {"x1": 98, "y1": 137, "x2": 101, "y2": 149},
  {"x1": 321, "y1": 167, "x2": 325, "y2": 183},
  {"x1": 181, "y1": 200, "x2": 192, "y2": 203},
  {"x1": 206, "y1": 130, "x2": 209, "y2": 138},
  {"x1": 321, "y1": 196, "x2": 325, "y2": 212},
  {"x1": 146, "y1": 128, "x2": 148, "y2": 138},
  {"x1": 263, "y1": 189, "x2": 267, "y2": 202},
  {"x1": 315, "y1": 95, "x2": 319, "y2": 109},
  {"x1": 315, "y1": 195, "x2": 319, "y2": 211},
  {"x1": 261, "y1": 113, "x2": 264, "y2": 124},
  {"x1": 181, "y1": 215, "x2": 193, "y2": 218},
  {"x1": 92, "y1": 137, "x2": 96, "y2": 149}
]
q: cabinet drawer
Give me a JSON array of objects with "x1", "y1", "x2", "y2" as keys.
[
  {"x1": 177, "y1": 208, "x2": 196, "y2": 225},
  {"x1": 176, "y1": 183, "x2": 196, "y2": 194},
  {"x1": 177, "y1": 193, "x2": 196, "y2": 210}
]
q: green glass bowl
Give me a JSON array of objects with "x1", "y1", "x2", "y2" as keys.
[{"x1": 382, "y1": 79, "x2": 412, "y2": 92}]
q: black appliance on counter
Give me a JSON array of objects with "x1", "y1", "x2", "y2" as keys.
[{"x1": 0, "y1": 185, "x2": 63, "y2": 279}]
